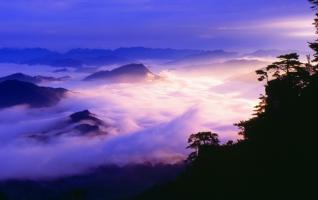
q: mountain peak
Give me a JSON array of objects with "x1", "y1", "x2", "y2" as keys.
[
  {"x1": 69, "y1": 110, "x2": 100, "y2": 124},
  {"x1": 84, "y1": 63, "x2": 158, "y2": 83},
  {"x1": 111, "y1": 63, "x2": 151, "y2": 74}
]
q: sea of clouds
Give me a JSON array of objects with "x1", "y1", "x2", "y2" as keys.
[{"x1": 0, "y1": 61, "x2": 264, "y2": 180}]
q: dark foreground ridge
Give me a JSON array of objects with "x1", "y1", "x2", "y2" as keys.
[
  {"x1": 135, "y1": 61, "x2": 318, "y2": 199},
  {"x1": 0, "y1": 164, "x2": 184, "y2": 200}
]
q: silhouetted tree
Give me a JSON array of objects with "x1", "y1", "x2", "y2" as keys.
[
  {"x1": 253, "y1": 94, "x2": 267, "y2": 116},
  {"x1": 309, "y1": 0, "x2": 318, "y2": 71},
  {"x1": 266, "y1": 53, "x2": 302, "y2": 77},
  {"x1": 255, "y1": 69, "x2": 268, "y2": 83},
  {"x1": 186, "y1": 132, "x2": 219, "y2": 161}
]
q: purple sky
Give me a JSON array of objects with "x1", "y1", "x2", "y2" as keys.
[{"x1": 0, "y1": 0, "x2": 315, "y2": 51}]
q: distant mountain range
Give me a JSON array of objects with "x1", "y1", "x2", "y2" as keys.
[
  {"x1": 84, "y1": 63, "x2": 159, "y2": 83},
  {"x1": 0, "y1": 80, "x2": 67, "y2": 108},
  {"x1": 0, "y1": 47, "x2": 298, "y2": 68},
  {"x1": 0, "y1": 47, "x2": 205, "y2": 68},
  {"x1": 0, "y1": 73, "x2": 70, "y2": 84},
  {"x1": 168, "y1": 50, "x2": 239, "y2": 65},
  {"x1": 243, "y1": 49, "x2": 295, "y2": 58},
  {"x1": 220, "y1": 58, "x2": 270, "y2": 66}
]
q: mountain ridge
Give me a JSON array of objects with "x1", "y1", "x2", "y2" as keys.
[
  {"x1": 84, "y1": 63, "x2": 159, "y2": 83},
  {"x1": 0, "y1": 80, "x2": 68, "y2": 108},
  {"x1": 0, "y1": 73, "x2": 70, "y2": 84}
]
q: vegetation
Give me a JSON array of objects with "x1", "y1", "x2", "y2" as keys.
[{"x1": 135, "y1": 1, "x2": 318, "y2": 199}]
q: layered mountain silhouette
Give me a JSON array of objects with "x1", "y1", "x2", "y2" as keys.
[
  {"x1": 28, "y1": 110, "x2": 109, "y2": 142},
  {"x1": 25, "y1": 58, "x2": 83, "y2": 68},
  {"x1": 0, "y1": 80, "x2": 67, "y2": 108},
  {"x1": 0, "y1": 48, "x2": 129, "y2": 67},
  {"x1": 244, "y1": 49, "x2": 295, "y2": 58},
  {"x1": 0, "y1": 47, "x2": 236, "y2": 67},
  {"x1": 84, "y1": 63, "x2": 159, "y2": 83},
  {"x1": 110, "y1": 47, "x2": 203, "y2": 59},
  {"x1": 0, "y1": 47, "x2": 297, "y2": 68},
  {"x1": 0, "y1": 73, "x2": 70, "y2": 84},
  {"x1": 0, "y1": 48, "x2": 58, "y2": 63}
]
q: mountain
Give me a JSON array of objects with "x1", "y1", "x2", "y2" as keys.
[
  {"x1": 178, "y1": 58, "x2": 269, "y2": 77},
  {"x1": 0, "y1": 48, "x2": 130, "y2": 67},
  {"x1": 0, "y1": 47, "x2": 208, "y2": 67},
  {"x1": 0, "y1": 80, "x2": 67, "y2": 108},
  {"x1": 65, "y1": 48, "x2": 113, "y2": 58},
  {"x1": 28, "y1": 110, "x2": 109, "y2": 142},
  {"x1": 66, "y1": 47, "x2": 205, "y2": 60},
  {"x1": 112, "y1": 47, "x2": 204, "y2": 60},
  {"x1": 84, "y1": 63, "x2": 159, "y2": 83},
  {"x1": 244, "y1": 49, "x2": 294, "y2": 58},
  {"x1": 0, "y1": 48, "x2": 58, "y2": 63},
  {"x1": 2, "y1": 47, "x2": 265, "y2": 68},
  {"x1": 69, "y1": 110, "x2": 106, "y2": 135},
  {"x1": 53, "y1": 68, "x2": 69, "y2": 73},
  {"x1": 65, "y1": 49, "x2": 128, "y2": 63},
  {"x1": 47, "y1": 48, "x2": 131, "y2": 67},
  {"x1": 24, "y1": 57, "x2": 84, "y2": 68},
  {"x1": 168, "y1": 50, "x2": 238, "y2": 65},
  {"x1": 0, "y1": 48, "x2": 83, "y2": 67},
  {"x1": 216, "y1": 59, "x2": 270, "y2": 71},
  {"x1": 0, "y1": 73, "x2": 70, "y2": 84}
]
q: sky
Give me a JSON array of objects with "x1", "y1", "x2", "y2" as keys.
[{"x1": 0, "y1": 0, "x2": 315, "y2": 51}]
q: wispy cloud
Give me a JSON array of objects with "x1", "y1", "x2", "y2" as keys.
[
  {"x1": 197, "y1": 16, "x2": 316, "y2": 51},
  {"x1": 205, "y1": 17, "x2": 315, "y2": 36}
]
